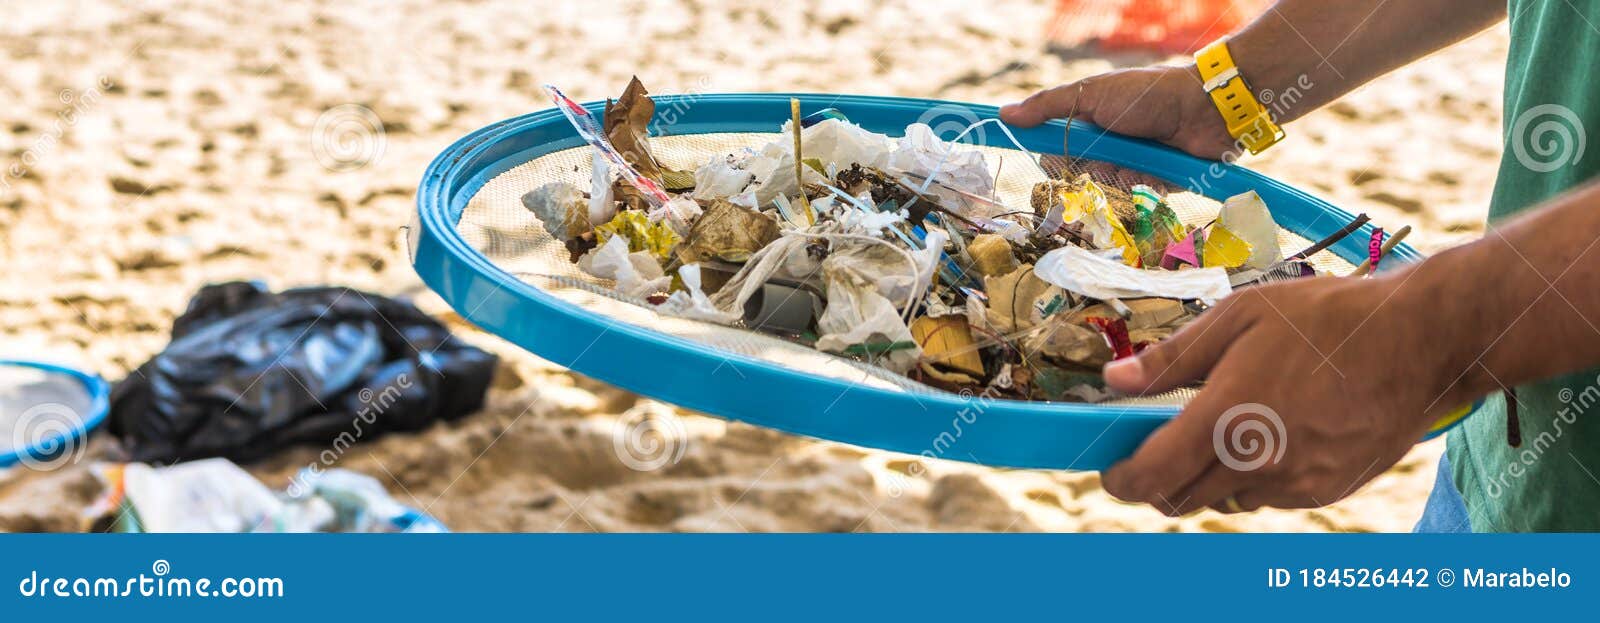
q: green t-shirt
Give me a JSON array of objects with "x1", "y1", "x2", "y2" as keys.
[{"x1": 1447, "y1": 0, "x2": 1600, "y2": 531}]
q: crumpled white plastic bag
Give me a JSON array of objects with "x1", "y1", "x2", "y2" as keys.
[
  {"x1": 1035, "y1": 244, "x2": 1233, "y2": 303},
  {"x1": 744, "y1": 119, "x2": 893, "y2": 204},
  {"x1": 657, "y1": 264, "x2": 739, "y2": 323},
  {"x1": 814, "y1": 253, "x2": 920, "y2": 373},
  {"x1": 578, "y1": 235, "x2": 671, "y2": 298},
  {"x1": 792, "y1": 118, "x2": 893, "y2": 171},
  {"x1": 709, "y1": 235, "x2": 823, "y2": 314},
  {"x1": 887, "y1": 123, "x2": 996, "y2": 205},
  {"x1": 692, "y1": 155, "x2": 756, "y2": 201},
  {"x1": 116, "y1": 459, "x2": 289, "y2": 532}
]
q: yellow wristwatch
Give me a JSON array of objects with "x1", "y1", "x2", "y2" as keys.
[{"x1": 1195, "y1": 39, "x2": 1285, "y2": 155}]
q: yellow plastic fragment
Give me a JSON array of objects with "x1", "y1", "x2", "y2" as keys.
[
  {"x1": 1047, "y1": 176, "x2": 1141, "y2": 267},
  {"x1": 594, "y1": 210, "x2": 680, "y2": 263},
  {"x1": 1202, "y1": 225, "x2": 1253, "y2": 269}
]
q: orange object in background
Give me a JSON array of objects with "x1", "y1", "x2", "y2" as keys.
[{"x1": 1048, "y1": 0, "x2": 1270, "y2": 55}]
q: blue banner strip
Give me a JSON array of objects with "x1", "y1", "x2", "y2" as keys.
[{"x1": 1, "y1": 534, "x2": 1590, "y2": 620}]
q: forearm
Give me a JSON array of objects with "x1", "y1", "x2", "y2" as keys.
[
  {"x1": 1227, "y1": 0, "x2": 1506, "y2": 124},
  {"x1": 1386, "y1": 181, "x2": 1600, "y2": 412}
]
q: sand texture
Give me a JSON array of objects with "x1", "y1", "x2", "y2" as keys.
[{"x1": 0, "y1": 0, "x2": 1507, "y2": 532}]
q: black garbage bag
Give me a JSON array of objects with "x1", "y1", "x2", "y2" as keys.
[{"x1": 109, "y1": 281, "x2": 497, "y2": 464}]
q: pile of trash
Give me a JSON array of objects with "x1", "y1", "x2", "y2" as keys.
[
  {"x1": 76, "y1": 282, "x2": 500, "y2": 532},
  {"x1": 526, "y1": 79, "x2": 1378, "y2": 403},
  {"x1": 85, "y1": 459, "x2": 446, "y2": 533},
  {"x1": 109, "y1": 281, "x2": 497, "y2": 465}
]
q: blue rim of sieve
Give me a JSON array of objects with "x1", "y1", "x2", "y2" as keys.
[
  {"x1": 413, "y1": 93, "x2": 1468, "y2": 471},
  {"x1": 0, "y1": 359, "x2": 111, "y2": 468}
]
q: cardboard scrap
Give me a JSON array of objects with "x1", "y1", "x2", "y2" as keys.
[{"x1": 911, "y1": 315, "x2": 985, "y2": 382}]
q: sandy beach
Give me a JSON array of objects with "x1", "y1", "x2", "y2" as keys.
[{"x1": 0, "y1": 0, "x2": 1509, "y2": 532}]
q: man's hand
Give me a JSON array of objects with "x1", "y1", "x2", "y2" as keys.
[
  {"x1": 1097, "y1": 276, "x2": 1452, "y2": 515},
  {"x1": 999, "y1": 66, "x2": 1238, "y2": 160},
  {"x1": 999, "y1": 0, "x2": 1506, "y2": 162}
]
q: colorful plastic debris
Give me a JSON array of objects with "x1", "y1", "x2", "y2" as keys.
[
  {"x1": 1161, "y1": 229, "x2": 1201, "y2": 269},
  {"x1": 594, "y1": 209, "x2": 681, "y2": 263},
  {"x1": 1201, "y1": 224, "x2": 1253, "y2": 269}
]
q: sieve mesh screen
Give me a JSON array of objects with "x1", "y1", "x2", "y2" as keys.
[{"x1": 454, "y1": 132, "x2": 1356, "y2": 406}]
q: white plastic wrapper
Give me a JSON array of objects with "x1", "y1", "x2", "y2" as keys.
[
  {"x1": 692, "y1": 155, "x2": 756, "y2": 201},
  {"x1": 982, "y1": 218, "x2": 1033, "y2": 244},
  {"x1": 710, "y1": 235, "x2": 823, "y2": 313},
  {"x1": 888, "y1": 123, "x2": 996, "y2": 204},
  {"x1": 652, "y1": 195, "x2": 702, "y2": 236},
  {"x1": 1035, "y1": 244, "x2": 1233, "y2": 303},
  {"x1": 1219, "y1": 191, "x2": 1283, "y2": 270},
  {"x1": 115, "y1": 459, "x2": 292, "y2": 532},
  {"x1": 790, "y1": 118, "x2": 893, "y2": 172},
  {"x1": 94, "y1": 458, "x2": 443, "y2": 533},
  {"x1": 742, "y1": 119, "x2": 893, "y2": 204},
  {"x1": 657, "y1": 264, "x2": 739, "y2": 323},
  {"x1": 815, "y1": 250, "x2": 920, "y2": 373},
  {"x1": 841, "y1": 204, "x2": 908, "y2": 235},
  {"x1": 578, "y1": 235, "x2": 671, "y2": 298},
  {"x1": 588, "y1": 151, "x2": 618, "y2": 227}
]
